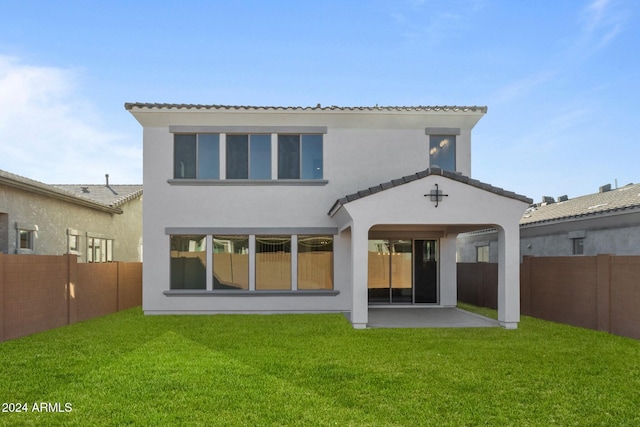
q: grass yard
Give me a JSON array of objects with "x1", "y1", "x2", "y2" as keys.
[{"x1": 1, "y1": 306, "x2": 639, "y2": 426}]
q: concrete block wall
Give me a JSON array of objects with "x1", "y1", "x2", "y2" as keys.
[
  {"x1": 0, "y1": 254, "x2": 142, "y2": 342},
  {"x1": 118, "y1": 262, "x2": 143, "y2": 310},
  {"x1": 75, "y1": 262, "x2": 119, "y2": 323},
  {"x1": 458, "y1": 256, "x2": 640, "y2": 340},
  {"x1": 1, "y1": 255, "x2": 69, "y2": 341}
]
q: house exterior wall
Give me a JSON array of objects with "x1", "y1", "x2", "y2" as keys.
[
  {"x1": 457, "y1": 210, "x2": 640, "y2": 261},
  {"x1": 138, "y1": 108, "x2": 484, "y2": 314},
  {"x1": 0, "y1": 185, "x2": 142, "y2": 262},
  {"x1": 457, "y1": 230, "x2": 501, "y2": 263},
  {"x1": 520, "y1": 211, "x2": 640, "y2": 257}
]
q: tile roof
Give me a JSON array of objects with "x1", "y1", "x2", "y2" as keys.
[
  {"x1": 328, "y1": 168, "x2": 532, "y2": 216},
  {"x1": 124, "y1": 103, "x2": 487, "y2": 113},
  {"x1": 521, "y1": 183, "x2": 640, "y2": 226},
  {"x1": 0, "y1": 169, "x2": 140, "y2": 214},
  {"x1": 54, "y1": 185, "x2": 143, "y2": 208}
]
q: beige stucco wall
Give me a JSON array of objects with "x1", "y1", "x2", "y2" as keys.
[{"x1": 0, "y1": 185, "x2": 142, "y2": 262}]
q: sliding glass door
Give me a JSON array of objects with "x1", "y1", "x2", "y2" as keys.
[
  {"x1": 368, "y1": 239, "x2": 412, "y2": 304},
  {"x1": 367, "y1": 239, "x2": 438, "y2": 304},
  {"x1": 414, "y1": 240, "x2": 438, "y2": 303}
]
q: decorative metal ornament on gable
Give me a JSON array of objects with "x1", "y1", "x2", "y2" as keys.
[{"x1": 425, "y1": 183, "x2": 449, "y2": 207}]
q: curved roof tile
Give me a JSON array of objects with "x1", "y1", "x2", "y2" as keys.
[
  {"x1": 124, "y1": 103, "x2": 488, "y2": 113},
  {"x1": 329, "y1": 168, "x2": 532, "y2": 216}
]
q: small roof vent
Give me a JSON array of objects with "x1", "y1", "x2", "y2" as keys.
[
  {"x1": 81, "y1": 187, "x2": 89, "y2": 193},
  {"x1": 599, "y1": 184, "x2": 611, "y2": 193},
  {"x1": 541, "y1": 196, "x2": 555, "y2": 205},
  {"x1": 558, "y1": 195, "x2": 568, "y2": 202}
]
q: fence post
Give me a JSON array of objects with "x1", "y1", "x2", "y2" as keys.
[{"x1": 596, "y1": 254, "x2": 612, "y2": 333}]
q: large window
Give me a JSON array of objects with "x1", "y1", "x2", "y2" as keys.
[
  {"x1": 255, "y1": 236, "x2": 291, "y2": 290},
  {"x1": 170, "y1": 235, "x2": 206, "y2": 289},
  {"x1": 174, "y1": 132, "x2": 323, "y2": 181},
  {"x1": 429, "y1": 135, "x2": 456, "y2": 172},
  {"x1": 278, "y1": 134, "x2": 323, "y2": 179},
  {"x1": 226, "y1": 134, "x2": 271, "y2": 179},
  {"x1": 168, "y1": 233, "x2": 334, "y2": 292},
  {"x1": 174, "y1": 134, "x2": 220, "y2": 179},
  {"x1": 298, "y1": 236, "x2": 333, "y2": 289},
  {"x1": 213, "y1": 235, "x2": 249, "y2": 289}
]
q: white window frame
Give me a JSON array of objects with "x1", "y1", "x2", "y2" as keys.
[{"x1": 16, "y1": 222, "x2": 37, "y2": 254}]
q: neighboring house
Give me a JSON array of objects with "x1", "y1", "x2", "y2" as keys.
[
  {"x1": 126, "y1": 103, "x2": 531, "y2": 329},
  {"x1": 0, "y1": 169, "x2": 142, "y2": 262},
  {"x1": 457, "y1": 182, "x2": 640, "y2": 261}
]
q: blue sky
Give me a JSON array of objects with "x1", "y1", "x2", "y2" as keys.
[{"x1": 0, "y1": 0, "x2": 638, "y2": 201}]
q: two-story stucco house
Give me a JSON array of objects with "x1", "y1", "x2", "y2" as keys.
[{"x1": 126, "y1": 103, "x2": 531, "y2": 329}]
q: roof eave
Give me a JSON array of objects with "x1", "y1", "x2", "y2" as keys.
[{"x1": 0, "y1": 176, "x2": 123, "y2": 215}]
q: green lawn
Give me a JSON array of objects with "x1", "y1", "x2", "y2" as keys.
[{"x1": 1, "y1": 307, "x2": 639, "y2": 426}]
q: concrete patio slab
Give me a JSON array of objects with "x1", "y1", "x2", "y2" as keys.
[{"x1": 367, "y1": 307, "x2": 500, "y2": 328}]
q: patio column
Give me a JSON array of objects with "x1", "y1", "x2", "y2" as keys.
[
  {"x1": 350, "y1": 224, "x2": 369, "y2": 329},
  {"x1": 497, "y1": 223, "x2": 520, "y2": 329},
  {"x1": 440, "y1": 233, "x2": 458, "y2": 307}
]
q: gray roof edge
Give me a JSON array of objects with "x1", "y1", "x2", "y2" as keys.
[
  {"x1": 0, "y1": 170, "x2": 124, "y2": 214},
  {"x1": 125, "y1": 103, "x2": 488, "y2": 113},
  {"x1": 328, "y1": 168, "x2": 532, "y2": 215},
  {"x1": 520, "y1": 203, "x2": 640, "y2": 227},
  {"x1": 54, "y1": 185, "x2": 144, "y2": 208}
]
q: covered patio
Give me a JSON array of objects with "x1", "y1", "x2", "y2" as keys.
[{"x1": 329, "y1": 168, "x2": 532, "y2": 329}]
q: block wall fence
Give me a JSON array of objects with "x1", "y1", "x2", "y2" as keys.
[
  {"x1": 0, "y1": 254, "x2": 142, "y2": 342},
  {"x1": 458, "y1": 255, "x2": 640, "y2": 340}
]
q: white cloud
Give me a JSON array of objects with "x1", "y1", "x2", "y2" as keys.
[
  {"x1": 490, "y1": 70, "x2": 557, "y2": 105},
  {"x1": 0, "y1": 56, "x2": 141, "y2": 184},
  {"x1": 579, "y1": 0, "x2": 626, "y2": 51}
]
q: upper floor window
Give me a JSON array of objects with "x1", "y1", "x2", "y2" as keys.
[
  {"x1": 173, "y1": 132, "x2": 324, "y2": 182},
  {"x1": 278, "y1": 134, "x2": 323, "y2": 179},
  {"x1": 174, "y1": 134, "x2": 220, "y2": 179},
  {"x1": 226, "y1": 134, "x2": 271, "y2": 179},
  {"x1": 429, "y1": 135, "x2": 456, "y2": 172}
]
